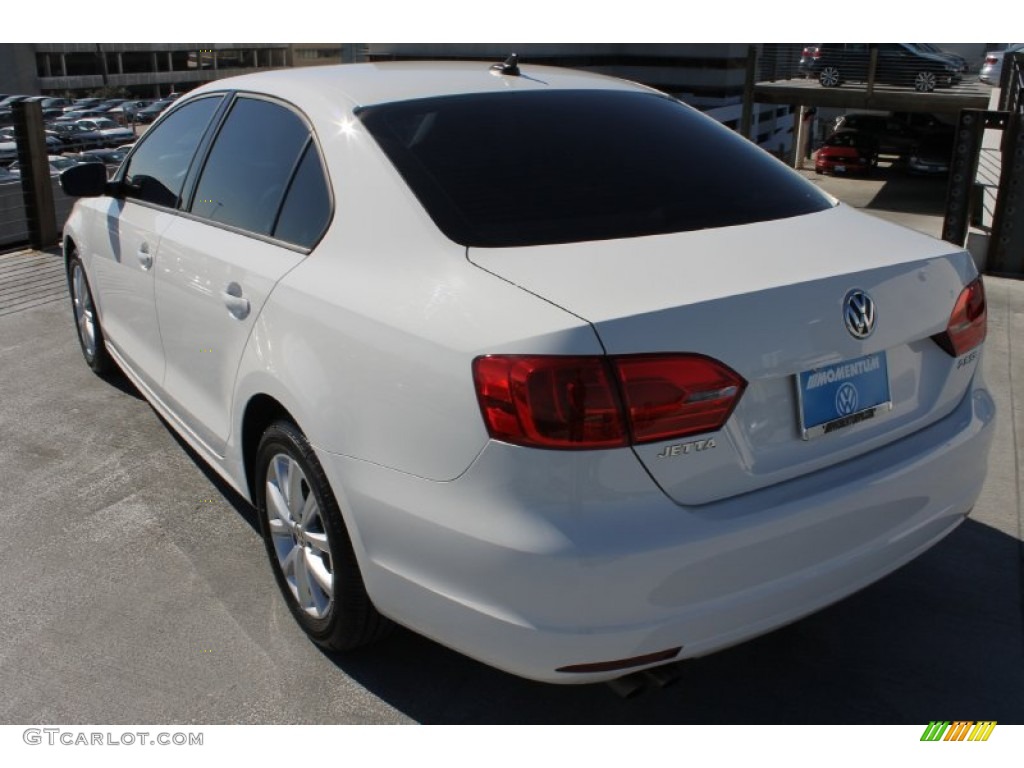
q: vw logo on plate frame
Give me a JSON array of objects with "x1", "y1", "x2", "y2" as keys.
[{"x1": 844, "y1": 289, "x2": 876, "y2": 340}]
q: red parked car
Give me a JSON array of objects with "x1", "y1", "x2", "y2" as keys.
[{"x1": 815, "y1": 130, "x2": 879, "y2": 175}]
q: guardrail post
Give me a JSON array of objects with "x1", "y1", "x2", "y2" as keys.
[
  {"x1": 942, "y1": 110, "x2": 987, "y2": 248},
  {"x1": 12, "y1": 100, "x2": 59, "y2": 249},
  {"x1": 987, "y1": 110, "x2": 1024, "y2": 275}
]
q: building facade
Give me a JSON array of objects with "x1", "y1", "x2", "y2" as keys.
[
  {"x1": 0, "y1": 43, "x2": 800, "y2": 149},
  {"x1": 0, "y1": 44, "x2": 291, "y2": 99},
  {"x1": 362, "y1": 43, "x2": 800, "y2": 150}
]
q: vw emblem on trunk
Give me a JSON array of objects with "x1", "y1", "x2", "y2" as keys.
[{"x1": 844, "y1": 290, "x2": 876, "y2": 339}]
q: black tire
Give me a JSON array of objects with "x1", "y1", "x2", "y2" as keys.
[
  {"x1": 67, "y1": 253, "x2": 113, "y2": 375},
  {"x1": 255, "y1": 420, "x2": 392, "y2": 651}
]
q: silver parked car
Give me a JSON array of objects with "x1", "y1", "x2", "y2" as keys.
[{"x1": 979, "y1": 43, "x2": 1024, "y2": 85}]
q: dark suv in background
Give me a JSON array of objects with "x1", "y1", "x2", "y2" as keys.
[{"x1": 801, "y1": 44, "x2": 963, "y2": 92}]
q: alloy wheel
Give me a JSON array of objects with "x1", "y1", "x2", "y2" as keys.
[
  {"x1": 914, "y1": 71, "x2": 937, "y2": 92},
  {"x1": 819, "y1": 66, "x2": 841, "y2": 87},
  {"x1": 71, "y1": 262, "x2": 97, "y2": 359},
  {"x1": 265, "y1": 453, "x2": 334, "y2": 618}
]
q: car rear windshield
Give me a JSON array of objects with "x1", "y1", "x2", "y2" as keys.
[{"x1": 358, "y1": 90, "x2": 832, "y2": 248}]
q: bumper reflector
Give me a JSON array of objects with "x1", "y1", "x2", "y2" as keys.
[{"x1": 556, "y1": 647, "x2": 682, "y2": 674}]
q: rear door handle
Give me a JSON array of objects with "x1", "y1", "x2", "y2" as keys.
[
  {"x1": 137, "y1": 242, "x2": 153, "y2": 270},
  {"x1": 222, "y1": 282, "x2": 250, "y2": 320}
]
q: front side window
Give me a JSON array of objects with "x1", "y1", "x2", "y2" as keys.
[
  {"x1": 122, "y1": 96, "x2": 222, "y2": 208},
  {"x1": 190, "y1": 97, "x2": 310, "y2": 236}
]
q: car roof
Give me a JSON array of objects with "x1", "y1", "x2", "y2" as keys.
[{"x1": 186, "y1": 61, "x2": 651, "y2": 113}]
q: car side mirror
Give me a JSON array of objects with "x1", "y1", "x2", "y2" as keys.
[{"x1": 60, "y1": 162, "x2": 109, "y2": 197}]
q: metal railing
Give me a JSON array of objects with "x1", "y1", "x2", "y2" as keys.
[
  {"x1": 987, "y1": 51, "x2": 1024, "y2": 275},
  {"x1": 0, "y1": 176, "x2": 75, "y2": 250},
  {"x1": 997, "y1": 50, "x2": 1023, "y2": 113}
]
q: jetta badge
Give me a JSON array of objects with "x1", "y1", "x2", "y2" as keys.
[{"x1": 844, "y1": 289, "x2": 876, "y2": 339}]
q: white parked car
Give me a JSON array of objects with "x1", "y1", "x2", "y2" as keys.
[
  {"x1": 979, "y1": 43, "x2": 1023, "y2": 85},
  {"x1": 59, "y1": 61, "x2": 994, "y2": 684}
]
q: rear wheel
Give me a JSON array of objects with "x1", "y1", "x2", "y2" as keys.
[
  {"x1": 913, "y1": 71, "x2": 937, "y2": 92},
  {"x1": 819, "y1": 66, "x2": 842, "y2": 87},
  {"x1": 68, "y1": 254, "x2": 113, "y2": 375},
  {"x1": 255, "y1": 420, "x2": 391, "y2": 651}
]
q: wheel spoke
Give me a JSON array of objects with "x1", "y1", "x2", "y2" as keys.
[
  {"x1": 305, "y1": 549, "x2": 333, "y2": 598},
  {"x1": 286, "y1": 459, "x2": 305, "y2": 518},
  {"x1": 266, "y1": 477, "x2": 292, "y2": 527},
  {"x1": 267, "y1": 516, "x2": 291, "y2": 536},
  {"x1": 305, "y1": 530, "x2": 329, "y2": 554},
  {"x1": 280, "y1": 543, "x2": 298, "y2": 579},
  {"x1": 298, "y1": 492, "x2": 318, "y2": 527},
  {"x1": 73, "y1": 268, "x2": 84, "y2": 307},
  {"x1": 294, "y1": 545, "x2": 313, "y2": 608}
]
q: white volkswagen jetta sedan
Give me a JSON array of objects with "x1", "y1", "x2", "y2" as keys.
[{"x1": 59, "y1": 60, "x2": 994, "y2": 684}]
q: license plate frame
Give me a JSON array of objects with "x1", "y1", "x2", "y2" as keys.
[{"x1": 796, "y1": 352, "x2": 892, "y2": 440}]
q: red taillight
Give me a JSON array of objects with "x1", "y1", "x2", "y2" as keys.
[
  {"x1": 933, "y1": 277, "x2": 987, "y2": 357},
  {"x1": 473, "y1": 354, "x2": 746, "y2": 449},
  {"x1": 986, "y1": 55, "x2": 998, "y2": 65},
  {"x1": 614, "y1": 355, "x2": 746, "y2": 443},
  {"x1": 473, "y1": 356, "x2": 627, "y2": 448}
]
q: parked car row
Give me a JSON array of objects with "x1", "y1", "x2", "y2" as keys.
[
  {"x1": 799, "y1": 44, "x2": 964, "y2": 93},
  {"x1": 814, "y1": 111, "x2": 955, "y2": 177},
  {"x1": 0, "y1": 117, "x2": 134, "y2": 164},
  {"x1": 0, "y1": 148, "x2": 128, "y2": 179},
  {"x1": 0, "y1": 92, "x2": 180, "y2": 129}
]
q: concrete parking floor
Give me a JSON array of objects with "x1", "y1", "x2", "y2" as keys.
[{"x1": 0, "y1": 201, "x2": 1021, "y2": 722}]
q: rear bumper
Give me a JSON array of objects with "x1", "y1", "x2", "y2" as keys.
[
  {"x1": 815, "y1": 158, "x2": 872, "y2": 174},
  {"x1": 318, "y1": 376, "x2": 994, "y2": 684},
  {"x1": 908, "y1": 158, "x2": 949, "y2": 175}
]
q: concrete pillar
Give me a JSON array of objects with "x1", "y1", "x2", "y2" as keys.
[
  {"x1": 740, "y1": 45, "x2": 757, "y2": 140},
  {"x1": 59, "y1": 53, "x2": 67, "y2": 77}
]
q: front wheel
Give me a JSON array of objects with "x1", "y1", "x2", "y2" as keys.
[
  {"x1": 68, "y1": 254, "x2": 113, "y2": 374},
  {"x1": 255, "y1": 420, "x2": 392, "y2": 651},
  {"x1": 913, "y1": 71, "x2": 937, "y2": 92}
]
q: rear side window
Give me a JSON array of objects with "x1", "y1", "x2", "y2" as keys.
[
  {"x1": 123, "y1": 96, "x2": 222, "y2": 208},
  {"x1": 272, "y1": 143, "x2": 331, "y2": 248},
  {"x1": 190, "y1": 97, "x2": 310, "y2": 236},
  {"x1": 359, "y1": 90, "x2": 832, "y2": 248}
]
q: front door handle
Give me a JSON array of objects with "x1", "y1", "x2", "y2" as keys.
[
  {"x1": 137, "y1": 243, "x2": 153, "y2": 271},
  {"x1": 222, "y1": 282, "x2": 250, "y2": 320}
]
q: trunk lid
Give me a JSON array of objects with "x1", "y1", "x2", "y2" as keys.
[{"x1": 468, "y1": 205, "x2": 980, "y2": 506}]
